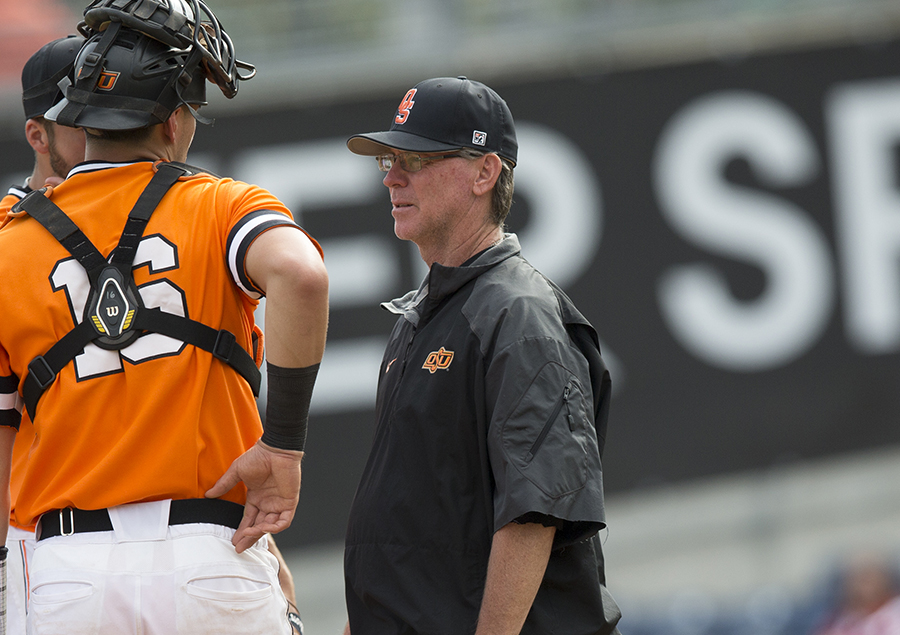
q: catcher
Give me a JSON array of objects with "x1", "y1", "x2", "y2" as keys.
[{"x1": 0, "y1": 1, "x2": 328, "y2": 633}]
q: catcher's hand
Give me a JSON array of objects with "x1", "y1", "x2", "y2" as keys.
[{"x1": 205, "y1": 442, "x2": 303, "y2": 553}]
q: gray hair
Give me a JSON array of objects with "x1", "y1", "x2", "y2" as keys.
[{"x1": 458, "y1": 149, "x2": 515, "y2": 227}]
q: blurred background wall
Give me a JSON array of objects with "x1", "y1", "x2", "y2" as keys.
[{"x1": 4, "y1": 1, "x2": 900, "y2": 633}]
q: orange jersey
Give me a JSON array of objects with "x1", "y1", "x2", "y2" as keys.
[
  {"x1": 0, "y1": 160, "x2": 318, "y2": 528},
  {"x1": 0, "y1": 185, "x2": 34, "y2": 529}
]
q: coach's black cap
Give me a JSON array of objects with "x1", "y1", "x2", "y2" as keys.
[
  {"x1": 22, "y1": 35, "x2": 84, "y2": 120},
  {"x1": 348, "y1": 76, "x2": 518, "y2": 166}
]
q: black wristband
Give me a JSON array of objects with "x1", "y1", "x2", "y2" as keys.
[{"x1": 261, "y1": 362, "x2": 319, "y2": 451}]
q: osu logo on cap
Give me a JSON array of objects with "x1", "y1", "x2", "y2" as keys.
[
  {"x1": 97, "y1": 70, "x2": 120, "y2": 91},
  {"x1": 395, "y1": 89, "x2": 417, "y2": 124},
  {"x1": 422, "y1": 347, "x2": 454, "y2": 373}
]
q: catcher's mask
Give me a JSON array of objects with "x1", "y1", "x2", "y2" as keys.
[{"x1": 46, "y1": 0, "x2": 255, "y2": 129}]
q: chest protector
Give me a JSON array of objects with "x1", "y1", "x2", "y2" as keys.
[{"x1": 13, "y1": 162, "x2": 261, "y2": 421}]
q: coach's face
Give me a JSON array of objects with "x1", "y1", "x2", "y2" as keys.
[{"x1": 382, "y1": 150, "x2": 484, "y2": 261}]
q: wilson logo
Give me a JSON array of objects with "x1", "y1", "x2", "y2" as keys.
[
  {"x1": 395, "y1": 89, "x2": 416, "y2": 124},
  {"x1": 422, "y1": 347, "x2": 454, "y2": 373},
  {"x1": 97, "y1": 70, "x2": 120, "y2": 91}
]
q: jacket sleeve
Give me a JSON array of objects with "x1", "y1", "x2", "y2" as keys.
[{"x1": 485, "y1": 334, "x2": 606, "y2": 548}]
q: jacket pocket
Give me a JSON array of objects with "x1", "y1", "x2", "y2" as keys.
[
  {"x1": 527, "y1": 383, "x2": 571, "y2": 461},
  {"x1": 501, "y1": 362, "x2": 591, "y2": 498}
]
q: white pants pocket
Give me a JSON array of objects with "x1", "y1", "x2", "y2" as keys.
[
  {"x1": 29, "y1": 579, "x2": 100, "y2": 635},
  {"x1": 185, "y1": 574, "x2": 273, "y2": 602},
  {"x1": 174, "y1": 542, "x2": 289, "y2": 634},
  {"x1": 31, "y1": 580, "x2": 94, "y2": 604}
]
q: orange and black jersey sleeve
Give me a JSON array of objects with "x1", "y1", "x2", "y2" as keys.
[
  {"x1": 227, "y1": 209, "x2": 322, "y2": 298},
  {"x1": 0, "y1": 368, "x2": 22, "y2": 430}
]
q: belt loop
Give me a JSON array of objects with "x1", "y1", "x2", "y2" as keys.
[{"x1": 59, "y1": 507, "x2": 75, "y2": 536}]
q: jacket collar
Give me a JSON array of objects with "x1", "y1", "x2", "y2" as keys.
[{"x1": 383, "y1": 233, "x2": 521, "y2": 323}]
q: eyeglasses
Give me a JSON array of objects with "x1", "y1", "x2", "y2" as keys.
[{"x1": 375, "y1": 152, "x2": 465, "y2": 172}]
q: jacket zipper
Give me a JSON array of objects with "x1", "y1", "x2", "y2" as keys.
[
  {"x1": 527, "y1": 384, "x2": 570, "y2": 461},
  {"x1": 398, "y1": 324, "x2": 416, "y2": 377},
  {"x1": 566, "y1": 389, "x2": 576, "y2": 431},
  {"x1": 387, "y1": 324, "x2": 417, "y2": 420}
]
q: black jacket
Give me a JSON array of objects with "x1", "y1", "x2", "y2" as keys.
[{"x1": 345, "y1": 235, "x2": 621, "y2": 634}]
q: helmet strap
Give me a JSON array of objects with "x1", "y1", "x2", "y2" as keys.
[
  {"x1": 55, "y1": 21, "x2": 122, "y2": 127},
  {"x1": 184, "y1": 103, "x2": 214, "y2": 126},
  {"x1": 172, "y1": 47, "x2": 215, "y2": 126}
]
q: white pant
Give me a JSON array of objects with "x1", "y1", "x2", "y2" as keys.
[
  {"x1": 6, "y1": 525, "x2": 36, "y2": 635},
  {"x1": 26, "y1": 501, "x2": 290, "y2": 635}
]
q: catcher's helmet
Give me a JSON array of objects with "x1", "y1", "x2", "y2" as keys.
[
  {"x1": 79, "y1": 0, "x2": 255, "y2": 100},
  {"x1": 46, "y1": 0, "x2": 254, "y2": 130}
]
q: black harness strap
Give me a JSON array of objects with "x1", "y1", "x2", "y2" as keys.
[
  {"x1": 111, "y1": 162, "x2": 184, "y2": 272},
  {"x1": 20, "y1": 163, "x2": 261, "y2": 420},
  {"x1": 131, "y1": 309, "x2": 261, "y2": 396},
  {"x1": 22, "y1": 321, "x2": 96, "y2": 417},
  {"x1": 17, "y1": 191, "x2": 109, "y2": 285}
]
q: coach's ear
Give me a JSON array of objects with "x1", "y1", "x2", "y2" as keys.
[
  {"x1": 25, "y1": 119, "x2": 50, "y2": 155},
  {"x1": 472, "y1": 153, "x2": 502, "y2": 197}
]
